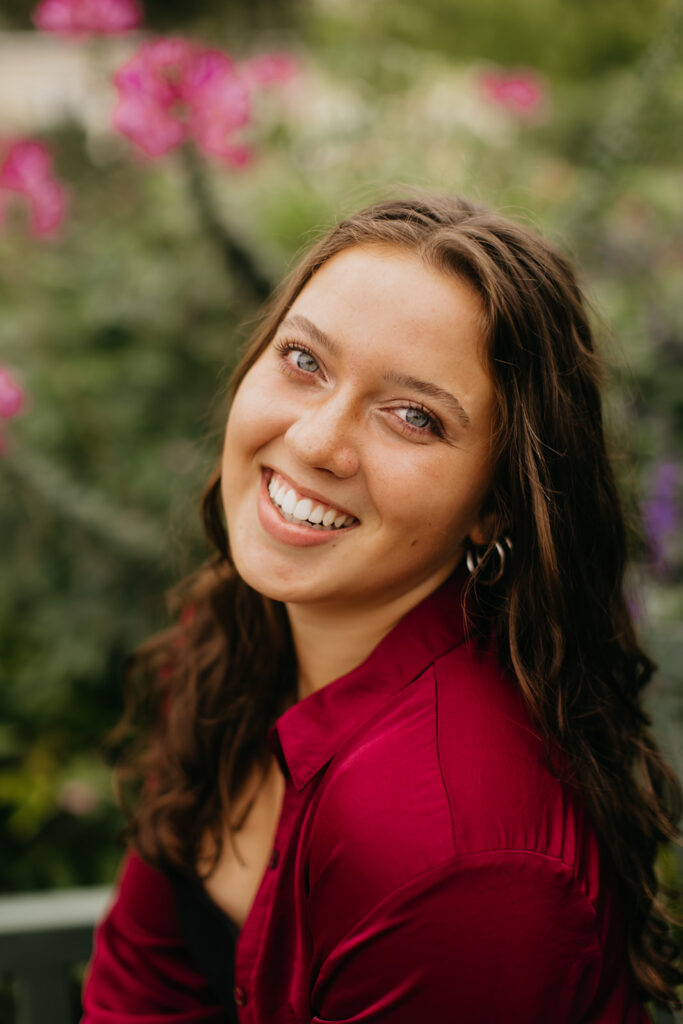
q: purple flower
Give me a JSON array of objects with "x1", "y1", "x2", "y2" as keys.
[{"x1": 643, "y1": 459, "x2": 680, "y2": 574}]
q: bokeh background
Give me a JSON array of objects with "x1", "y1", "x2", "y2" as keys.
[{"x1": 0, "y1": 0, "x2": 682, "y2": 1013}]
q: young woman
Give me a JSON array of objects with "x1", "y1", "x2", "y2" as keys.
[{"x1": 82, "y1": 193, "x2": 682, "y2": 1023}]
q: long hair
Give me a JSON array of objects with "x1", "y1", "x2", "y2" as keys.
[{"x1": 115, "y1": 191, "x2": 683, "y2": 1010}]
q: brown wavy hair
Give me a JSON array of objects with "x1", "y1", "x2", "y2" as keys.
[{"x1": 115, "y1": 191, "x2": 683, "y2": 1011}]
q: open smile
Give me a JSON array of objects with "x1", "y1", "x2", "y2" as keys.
[
  {"x1": 257, "y1": 468, "x2": 360, "y2": 548},
  {"x1": 267, "y1": 468, "x2": 359, "y2": 529}
]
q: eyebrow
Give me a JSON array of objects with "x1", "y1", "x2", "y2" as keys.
[{"x1": 278, "y1": 314, "x2": 472, "y2": 429}]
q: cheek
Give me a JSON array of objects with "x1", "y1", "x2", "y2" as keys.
[
  {"x1": 372, "y1": 452, "x2": 488, "y2": 541},
  {"x1": 223, "y1": 374, "x2": 287, "y2": 463},
  {"x1": 366, "y1": 460, "x2": 439, "y2": 531}
]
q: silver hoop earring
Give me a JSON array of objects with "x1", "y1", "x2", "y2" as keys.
[{"x1": 466, "y1": 535, "x2": 512, "y2": 583}]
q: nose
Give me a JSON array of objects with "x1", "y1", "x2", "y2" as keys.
[{"x1": 284, "y1": 391, "x2": 361, "y2": 478}]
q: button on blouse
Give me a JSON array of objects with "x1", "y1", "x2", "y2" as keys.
[{"x1": 233, "y1": 986, "x2": 247, "y2": 1007}]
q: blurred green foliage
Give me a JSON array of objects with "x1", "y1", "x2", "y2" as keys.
[
  {"x1": 0, "y1": 0, "x2": 681, "y2": 906},
  {"x1": 308, "y1": 0, "x2": 673, "y2": 78}
]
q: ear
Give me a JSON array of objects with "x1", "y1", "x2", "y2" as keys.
[{"x1": 468, "y1": 511, "x2": 496, "y2": 548}]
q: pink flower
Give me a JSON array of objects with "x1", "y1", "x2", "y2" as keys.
[
  {"x1": 32, "y1": 0, "x2": 142, "y2": 38},
  {"x1": 112, "y1": 38, "x2": 195, "y2": 157},
  {"x1": 0, "y1": 139, "x2": 69, "y2": 238},
  {"x1": 113, "y1": 39, "x2": 251, "y2": 162},
  {"x1": 58, "y1": 779, "x2": 100, "y2": 815},
  {"x1": 184, "y1": 49, "x2": 251, "y2": 164},
  {"x1": 0, "y1": 367, "x2": 25, "y2": 420},
  {"x1": 240, "y1": 51, "x2": 299, "y2": 87},
  {"x1": 0, "y1": 365, "x2": 25, "y2": 454},
  {"x1": 112, "y1": 38, "x2": 297, "y2": 165},
  {"x1": 479, "y1": 67, "x2": 548, "y2": 118},
  {"x1": 0, "y1": 139, "x2": 53, "y2": 189}
]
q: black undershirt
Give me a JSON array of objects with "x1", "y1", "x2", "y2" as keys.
[{"x1": 172, "y1": 871, "x2": 241, "y2": 1020}]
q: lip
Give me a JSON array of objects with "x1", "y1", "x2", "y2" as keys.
[
  {"x1": 263, "y1": 466, "x2": 359, "y2": 521},
  {"x1": 258, "y1": 469, "x2": 359, "y2": 548}
]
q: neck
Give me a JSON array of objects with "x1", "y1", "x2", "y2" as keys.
[{"x1": 286, "y1": 573, "x2": 454, "y2": 701}]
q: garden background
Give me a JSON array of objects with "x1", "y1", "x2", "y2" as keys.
[{"x1": 0, "y1": 0, "x2": 682, "y2": 1015}]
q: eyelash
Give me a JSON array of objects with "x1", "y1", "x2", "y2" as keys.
[{"x1": 272, "y1": 338, "x2": 445, "y2": 440}]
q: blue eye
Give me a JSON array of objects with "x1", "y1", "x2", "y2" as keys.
[
  {"x1": 273, "y1": 338, "x2": 320, "y2": 375},
  {"x1": 294, "y1": 349, "x2": 318, "y2": 373},
  {"x1": 394, "y1": 404, "x2": 443, "y2": 439},
  {"x1": 404, "y1": 407, "x2": 431, "y2": 430}
]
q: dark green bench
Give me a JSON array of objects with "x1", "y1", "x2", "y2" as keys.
[{"x1": 0, "y1": 886, "x2": 111, "y2": 1024}]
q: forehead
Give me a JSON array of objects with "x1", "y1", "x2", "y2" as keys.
[{"x1": 284, "y1": 244, "x2": 490, "y2": 372}]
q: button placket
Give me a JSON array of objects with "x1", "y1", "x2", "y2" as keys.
[{"x1": 234, "y1": 781, "x2": 295, "y2": 1018}]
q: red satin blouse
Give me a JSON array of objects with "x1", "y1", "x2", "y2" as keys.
[{"x1": 82, "y1": 565, "x2": 653, "y2": 1023}]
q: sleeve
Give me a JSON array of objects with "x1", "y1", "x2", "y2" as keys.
[
  {"x1": 309, "y1": 850, "x2": 604, "y2": 1024},
  {"x1": 81, "y1": 850, "x2": 226, "y2": 1024}
]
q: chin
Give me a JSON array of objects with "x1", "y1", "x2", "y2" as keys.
[
  {"x1": 235, "y1": 558, "x2": 357, "y2": 609},
  {"x1": 230, "y1": 551, "x2": 311, "y2": 604}
]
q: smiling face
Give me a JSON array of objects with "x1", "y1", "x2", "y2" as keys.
[{"x1": 221, "y1": 243, "x2": 496, "y2": 615}]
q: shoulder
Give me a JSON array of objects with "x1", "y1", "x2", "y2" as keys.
[
  {"x1": 434, "y1": 639, "x2": 579, "y2": 857},
  {"x1": 432, "y1": 640, "x2": 618, "y2": 916},
  {"x1": 307, "y1": 634, "x2": 616, "y2": 941},
  {"x1": 311, "y1": 635, "x2": 579, "y2": 865}
]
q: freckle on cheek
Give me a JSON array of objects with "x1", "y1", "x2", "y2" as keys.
[{"x1": 410, "y1": 539, "x2": 418, "y2": 547}]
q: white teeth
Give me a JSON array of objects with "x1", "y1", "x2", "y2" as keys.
[
  {"x1": 282, "y1": 489, "x2": 297, "y2": 515},
  {"x1": 308, "y1": 503, "x2": 325, "y2": 524},
  {"x1": 267, "y1": 472, "x2": 356, "y2": 530},
  {"x1": 293, "y1": 498, "x2": 313, "y2": 521}
]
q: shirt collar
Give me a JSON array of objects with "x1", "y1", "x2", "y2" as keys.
[{"x1": 267, "y1": 563, "x2": 472, "y2": 791}]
